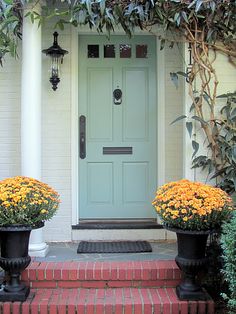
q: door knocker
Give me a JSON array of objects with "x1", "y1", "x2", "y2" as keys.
[{"x1": 113, "y1": 88, "x2": 122, "y2": 105}]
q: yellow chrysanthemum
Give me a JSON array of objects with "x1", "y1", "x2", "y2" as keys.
[
  {"x1": 0, "y1": 176, "x2": 60, "y2": 227},
  {"x1": 152, "y1": 179, "x2": 234, "y2": 231}
]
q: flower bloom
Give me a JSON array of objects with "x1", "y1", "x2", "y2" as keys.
[
  {"x1": 152, "y1": 179, "x2": 234, "y2": 231},
  {"x1": 0, "y1": 176, "x2": 60, "y2": 227}
]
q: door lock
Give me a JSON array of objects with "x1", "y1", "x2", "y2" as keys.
[{"x1": 79, "y1": 115, "x2": 86, "y2": 159}]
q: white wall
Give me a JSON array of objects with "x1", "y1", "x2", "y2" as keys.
[
  {"x1": 164, "y1": 44, "x2": 184, "y2": 183},
  {"x1": 194, "y1": 51, "x2": 236, "y2": 182},
  {"x1": 41, "y1": 24, "x2": 72, "y2": 241},
  {"x1": 0, "y1": 54, "x2": 21, "y2": 178}
]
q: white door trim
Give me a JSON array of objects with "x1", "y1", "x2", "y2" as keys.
[{"x1": 71, "y1": 27, "x2": 166, "y2": 225}]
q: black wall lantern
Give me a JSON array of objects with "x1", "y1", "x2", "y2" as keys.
[{"x1": 42, "y1": 32, "x2": 68, "y2": 91}]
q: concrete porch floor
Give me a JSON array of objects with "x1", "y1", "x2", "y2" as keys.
[{"x1": 33, "y1": 241, "x2": 178, "y2": 262}]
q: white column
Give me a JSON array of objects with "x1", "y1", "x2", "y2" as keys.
[{"x1": 21, "y1": 5, "x2": 49, "y2": 257}]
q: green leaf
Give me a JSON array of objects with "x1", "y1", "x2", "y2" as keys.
[
  {"x1": 192, "y1": 140, "x2": 199, "y2": 158},
  {"x1": 195, "y1": 0, "x2": 203, "y2": 13},
  {"x1": 176, "y1": 71, "x2": 188, "y2": 78},
  {"x1": 191, "y1": 115, "x2": 208, "y2": 125},
  {"x1": 170, "y1": 115, "x2": 187, "y2": 125},
  {"x1": 3, "y1": 0, "x2": 13, "y2": 4},
  {"x1": 186, "y1": 121, "x2": 193, "y2": 138},
  {"x1": 170, "y1": 72, "x2": 178, "y2": 88},
  {"x1": 230, "y1": 108, "x2": 236, "y2": 120},
  {"x1": 160, "y1": 38, "x2": 165, "y2": 50},
  {"x1": 232, "y1": 146, "x2": 236, "y2": 163}
]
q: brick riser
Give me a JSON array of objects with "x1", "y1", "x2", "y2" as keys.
[
  {"x1": 21, "y1": 260, "x2": 182, "y2": 289},
  {"x1": 0, "y1": 260, "x2": 215, "y2": 313},
  {"x1": 0, "y1": 288, "x2": 215, "y2": 314}
]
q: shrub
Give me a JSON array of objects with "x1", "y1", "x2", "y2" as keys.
[{"x1": 221, "y1": 211, "x2": 236, "y2": 313}]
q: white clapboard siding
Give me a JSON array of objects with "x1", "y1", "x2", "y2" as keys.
[
  {"x1": 164, "y1": 44, "x2": 184, "y2": 183},
  {"x1": 0, "y1": 53, "x2": 21, "y2": 179}
]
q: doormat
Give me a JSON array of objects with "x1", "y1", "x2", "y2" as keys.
[{"x1": 77, "y1": 241, "x2": 152, "y2": 253}]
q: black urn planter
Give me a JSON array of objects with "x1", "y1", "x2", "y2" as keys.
[
  {"x1": 0, "y1": 225, "x2": 32, "y2": 301},
  {"x1": 168, "y1": 227, "x2": 212, "y2": 301}
]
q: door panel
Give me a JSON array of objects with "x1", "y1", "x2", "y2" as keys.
[
  {"x1": 78, "y1": 35, "x2": 157, "y2": 219},
  {"x1": 87, "y1": 68, "x2": 113, "y2": 141},
  {"x1": 87, "y1": 162, "x2": 113, "y2": 204},
  {"x1": 123, "y1": 68, "x2": 148, "y2": 140},
  {"x1": 123, "y1": 162, "x2": 149, "y2": 203}
]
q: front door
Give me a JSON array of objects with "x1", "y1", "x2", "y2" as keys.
[{"x1": 78, "y1": 35, "x2": 157, "y2": 219}]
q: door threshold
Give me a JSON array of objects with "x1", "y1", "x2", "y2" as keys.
[{"x1": 72, "y1": 219, "x2": 163, "y2": 230}]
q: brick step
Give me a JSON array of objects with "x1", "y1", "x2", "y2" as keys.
[
  {"x1": 0, "y1": 287, "x2": 215, "y2": 314},
  {"x1": 21, "y1": 260, "x2": 182, "y2": 289}
]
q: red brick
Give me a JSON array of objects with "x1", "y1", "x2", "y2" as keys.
[
  {"x1": 78, "y1": 262, "x2": 87, "y2": 280},
  {"x1": 48, "y1": 289, "x2": 60, "y2": 314},
  {"x1": 118, "y1": 263, "x2": 126, "y2": 280},
  {"x1": 125, "y1": 262, "x2": 134, "y2": 280},
  {"x1": 45, "y1": 265, "x2": 54, "y2": 280},
  {"x1": 12, "y1": 302, "x2": 21, "y2": 314},
  {"x1": 68, "y1": 262, "x2": 78, "y2": 280},
  {"x1": 189, "y1": 301, "x2": 197, "y2": 314},
  {"x1": 166, "y1": 288, "x2": 179, "y2": 314},
  {"x1": 30, "y1": 303, "x2": 39, "y2": 314},
  {"x1": 67, "y1": 304, "x2": 76, "y2": 314},
  {"x1": 27, "y1": 269, "x2": 36, "y2": 281},
  {"x1": 104, "y1": 289, "x2": 114, "y2": 314},
  {"x1": 149, "y1": 289, "x2": 162, "y2": 313},
  {"x1": 158, "y1": 288, "x2": 171, "y2": 314},
  {"x1": 179, "y1": 301, "x2": 189, "y2": 314},
  {"x1": 207, "y1": 300, "x2": 215, "y2": 314},
  {"x1": 93, "y1": 262, "x2": 101, "y2": 280},
  {"x1": 53, "y1": 262, "x2": 64, "y2": 280},
  {"x1": 57, "y1": 305, "x2": 66, "y2": 314},
  {"x1": 38, "y1": 304, "x2": 48, "y2": 314},
  {"x1": 95, "y1": 302, "x2": 104, "y2": 314},
  {"x1": 58, "y1": 281, "x2": 81, "y2": 288},
  {"x1": 102, "y1": 262, "x2": 111, "y2": 280},
  {"x1": 141, "y1": 288, "x2": 152, "y2": 313},
  {"x1": 110, "y1": 263, "x2": 118, "y2": 280},
  {"x1": 31, "y1": 281, "x2": 57, "y2": 288},
  {"x1": 85, "y1": 262, "x2": 94, "y2": 280},
  {"x1": 80, "y1": 281, "x2": 107, "y2": 288},
  {"x1": 62, "y1": 264, "x2": 69, "y2": 281},
  {"x1": 2, "y1": 303, "x2": 11, "y2": 314},
  {"x1": 133, "y1": 261, "x2": 142, "y2": 279},
  {"x1": 86, "y1": 288, "x2": 96, "y2": 314},
  {"x1": 131, "y1": 289, "x2": 143, "y2": 314},
  {"x1": 37, "y1": 262, "x2": 48, "y2": 280},
  {"x1": 123, "y1": 301, "x2": 133, "y2": 314},
  {"x1": 22, "y1": 302, "x2": 30, "y2": 314}
]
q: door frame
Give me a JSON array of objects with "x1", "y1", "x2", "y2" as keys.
[{"x1": 70, "y1": 28, "x2": 166, "y2": 225}]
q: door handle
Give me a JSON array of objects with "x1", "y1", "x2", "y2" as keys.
[{"x1": 79, "y1": 115, "x2": 86, "y2": 159}]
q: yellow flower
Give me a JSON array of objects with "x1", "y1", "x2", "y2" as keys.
[
  {"x1": 40, "y1": 209, "x2": 48, "y2": 214},
  {"x1": 0, "y1": 176, "x2": 60, "y2": 227},
  {"x1": 152, "y1": 179, "x2": 234, "y2": 231}
]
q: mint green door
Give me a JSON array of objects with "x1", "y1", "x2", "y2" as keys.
[{"x1": 78, "y1": 35, "x2": 157, "y2": 219}]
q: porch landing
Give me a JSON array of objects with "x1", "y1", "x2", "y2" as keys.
[
  {"x1": 0, "y1": 241, "x2": 215, "y2": 314},
  {"x1": 34, "y1": 241, "x2": 178, "y2": 262}
]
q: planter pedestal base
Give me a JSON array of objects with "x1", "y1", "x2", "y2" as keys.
[
  {"x1": 0, "y1": 285, "x2": 30, "y2": 302},
  {"x1": 176, "y1": 285, "x2": 211, "y2": 301}
]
